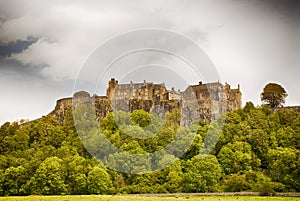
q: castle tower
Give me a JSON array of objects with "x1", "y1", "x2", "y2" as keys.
[{"x1": 106, "y1": 78, "x2": 118, "y2": 99}]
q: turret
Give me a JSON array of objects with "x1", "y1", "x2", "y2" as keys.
[
  {"x1": 225, "y1": 82, "x2": 231, "y2": 89},
  {"x1": 106, "y1": 78, "x2": 118, "y2": 99}
]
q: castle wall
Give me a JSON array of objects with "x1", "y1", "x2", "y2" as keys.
[
  {"x1": 108, "y1": 81, "x2": 167, "y2": 101},
  {"x1": 49, "y1": 79, "x2": 242, "y2": 124},
  {"x1": 48, "y1": 97, "x2": 73, "y2": 123},
  {"x1": 94, "y1": 96, "x2": 112, "y2": 118}
]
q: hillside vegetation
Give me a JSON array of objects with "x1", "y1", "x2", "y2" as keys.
[
  {"x1": 0, "y1": 195, "x2": 299, "y2": 201},
  {"x1": 0, "y1": 102, "x2": 299, "y2": 195}
]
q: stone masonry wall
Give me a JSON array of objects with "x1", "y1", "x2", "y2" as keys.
[{"x1": 49, "y1": 79, "x2": 242, "y2": 124}]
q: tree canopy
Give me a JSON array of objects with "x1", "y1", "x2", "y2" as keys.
[
  {"x1": 261, "y1": 83, "x2": 287, "y2": 108},
  {"x1": 0, "y1": 106, "x2": 299, "y2": 195}
]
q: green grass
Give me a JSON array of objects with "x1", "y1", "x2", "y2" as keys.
[{"x1": 0, "y1": 195, "x2": 298, "y2": 201}]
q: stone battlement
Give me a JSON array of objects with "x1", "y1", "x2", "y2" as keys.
[{"x1": 49, "y1": 78, "x2": 242, "y2": 124}]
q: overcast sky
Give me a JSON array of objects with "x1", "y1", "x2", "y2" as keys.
[{"x1": 0, "y1": 0, "x2": 299, "y2": 124}]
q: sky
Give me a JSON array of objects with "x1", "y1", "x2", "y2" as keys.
[{"x1": 0, "y1": 0, "x2": 299, "y2": 124}]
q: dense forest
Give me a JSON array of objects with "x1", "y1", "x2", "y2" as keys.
[{"x1": 0, "y1": 102, "x2": 299, "y2": 195}]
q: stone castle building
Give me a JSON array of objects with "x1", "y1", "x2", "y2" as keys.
[{"x1": 50, "y1": 78, "x2": 242, "y2": 124}]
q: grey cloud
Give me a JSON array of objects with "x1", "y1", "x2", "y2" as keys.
[
  {"x1": 251, "y1": 0, "x2": 300, "y2": 26},
  {"x1": 0, "y1": 17, "x2": 5, "y2": 28},
  {"x1": 0, "y1": 0, "x2": 299, "y2": 124},
  {"x1": 259, "y1": 0, "x2": 300, "y2": 13},
  {"x1": 0, "y1": 57, "x2": 74, "y2": 124},
  {"x1": 0, "y1": 58, "x2": 73, "y2": 90},
  {"x1": 0, "y1": 58, "x2": 46, "y2": 79},
  {"x1": 0, "y1": 37, "x2": 38, "y2": 57}
]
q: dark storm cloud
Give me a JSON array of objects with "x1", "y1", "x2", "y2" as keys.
[
  {"x1": 261, "y1": 0, "x2": 300, "y2": 11},
  {"x1": 0, "y1": 58, "x2": 74, "y2": 91},
  {"x1": 0, "y1": 37, "x2": 38, "y2": 57},
  {"x1": 0, "y1": 57, "x2": 75, "y2": 125},
  {"x1": 0, "y1": 58, "x2": 46, "y2": 78},
  {"x1": 256, "y1": 0, "x2": 300, "y2": 76},
  {"x1": 256, "y1": 0, "x2": 300, "y2": 20}
]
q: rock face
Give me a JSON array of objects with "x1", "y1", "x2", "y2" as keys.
[
  {"x1": 49, "y1": 78, "x2": 242, "y2": 124},
  {"x1": 48, "y1": 98, "x2": 72, "y2": 123}
]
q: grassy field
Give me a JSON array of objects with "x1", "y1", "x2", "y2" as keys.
[{"x1": 0, "y1": 195, "x2": 299, "y2": 201}]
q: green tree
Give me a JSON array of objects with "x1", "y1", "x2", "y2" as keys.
[
  {"x1": 163, "y1": 161, "x2": 183, "y2": 193},
  {"x1": 105, "y1": 151, "x2": 151, "y2": 174},
  {"x1": 217, "y1": 142, "x2": 260, "y2": 174},
  {"x1": 166, "y1": 108, "x2": 182, "y2": 126},
  {"x1": 27, "y1": 157, "x2": 67, "y2": 195},
  {"x1": 130, "y1": 110, "x2": 151, "y2": 127},
  {"x1": 261, "y1": 83, "x2": 287, "y2": 108},
  {"x1": 87, "y1": 166, "x2": 113, "y2": 194},
  {"x1": 129, "y1": 171, "x2": 165, "y2": 194},
  {"x1": 2, "y1": 165, "x2": 28, "y2": 195},
  {"x1": 245, "y1": 170, "x2": 285, "y2": 194},
  {"x1": 266, "y1": 147, "x2": 300, "y2": 191},
  {"x1": 222, "y1": 174, "x2": 250, "y2": 192},
  {"x1": 243, "y1": 101, "x2": 255, "y2": 113},
  {"x1": 112, "y1": 174, "x2": 125, "y2": 190},
  {"x1": 183, "y1": 155, "x2": 222, "y2": 192},
  {"x1": 64, "y1": 155, "x2": 92, "y2": 194}
]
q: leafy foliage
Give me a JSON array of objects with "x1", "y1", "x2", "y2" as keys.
[
  {"x1": 0, "y1": 106, "x2": 299, "y2": 195},
  {"x1": 261, "y1": 83, "x2": 287, "y2": 108}
]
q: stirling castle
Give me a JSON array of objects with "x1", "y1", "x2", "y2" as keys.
[{"x1": 50, "y1": 78, "x2": 242, "y2": 124}]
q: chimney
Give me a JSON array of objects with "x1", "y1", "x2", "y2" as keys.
[{"x1": 199, "y1": 81, "x2": 202, "y2": 85}]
